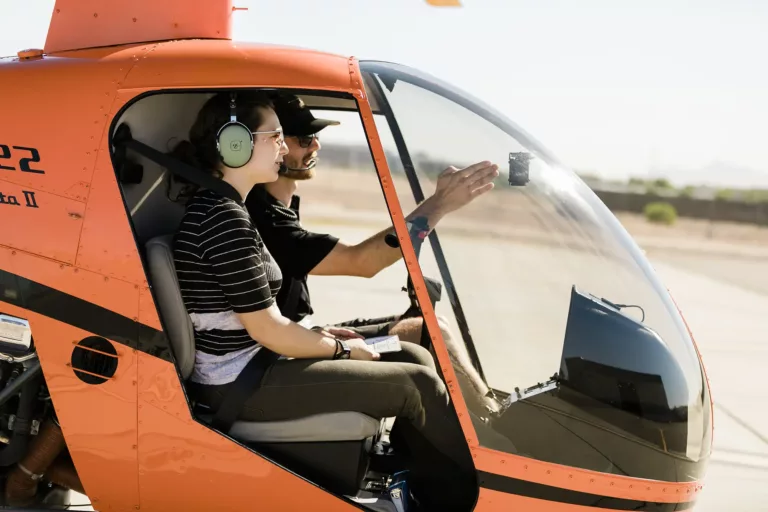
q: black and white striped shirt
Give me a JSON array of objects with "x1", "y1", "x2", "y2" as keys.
[{"x1": 173, "y1": 188, "x2": 282, "y2": 385}]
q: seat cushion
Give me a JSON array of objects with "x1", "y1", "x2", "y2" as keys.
[
  {"x1": 145, "y1": 234, "x2": 196, "y2": 379},
  {"x1": 199, "y1": 411, "x2": 382, "y2": 443}
]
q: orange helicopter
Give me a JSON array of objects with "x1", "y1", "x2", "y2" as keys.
[{"x1": 0, "y1": 0, "x2": 714, "y2": 510}]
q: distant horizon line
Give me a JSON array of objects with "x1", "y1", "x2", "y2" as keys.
[{"x1": 316, "y1": 141, "x2": 768, "y2": 191}]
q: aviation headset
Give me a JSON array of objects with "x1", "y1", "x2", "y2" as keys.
[
  {"x1": 216, "y1": 91, "x2": 318, "y2": 173},
  {"x1": 279, "y1": 156, "x2": 317, "y2": 175},
  {"x1": 216, "y1": 92, "x2": 287, "y2": 169},
  {"x1": 215, "y1": 92, "x2": 255, "y2": 169}
]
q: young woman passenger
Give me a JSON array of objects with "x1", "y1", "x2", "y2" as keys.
[{"x1": 170, "y1": 91, "x2": 476, "y2": 509}]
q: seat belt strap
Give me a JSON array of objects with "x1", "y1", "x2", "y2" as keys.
[
  {"x1": 114, "y1": 123, "x2": 243, "y2": 204},
  {"x1": 210, "y1": 347, "x2": 280, "y2": 433}
]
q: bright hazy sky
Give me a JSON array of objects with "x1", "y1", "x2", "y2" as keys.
[{"x1": 2, "y1": 0, "x2": 767, "y2": 186}]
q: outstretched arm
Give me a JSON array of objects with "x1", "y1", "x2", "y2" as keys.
[
  {"x1": 309, "y1": 160, "x2": 499, "y2": 278},
  {"x1": 309, "y1": 196, "x2": 443, "y2": 278}
]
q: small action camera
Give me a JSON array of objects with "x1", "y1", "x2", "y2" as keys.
[{"x1": 508, "y1": 151, "x2": 532, "y2": 186}]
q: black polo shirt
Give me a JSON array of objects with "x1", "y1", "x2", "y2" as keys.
[{"x1": 244, "y1": 185, "x2": 339, "y2": 322}]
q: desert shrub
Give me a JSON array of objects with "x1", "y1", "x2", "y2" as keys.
[
  {"x1": 744, "y1": 189, "x2": 768, "y2": 203},
  {"x1": 715, "y1": 188, "x2": 733, "y2": 201},
  {"x1": 644, "y1": 201, "x2": 677, "y2": 225}
]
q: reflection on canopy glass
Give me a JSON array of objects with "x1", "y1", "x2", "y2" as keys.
[{"x1": 361, "y1": 60, "x2": 712, "y2": 483}]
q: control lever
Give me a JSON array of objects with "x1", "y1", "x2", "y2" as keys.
[{"x1": 494, "y1": 373, "x2": 560, "y2": 417}]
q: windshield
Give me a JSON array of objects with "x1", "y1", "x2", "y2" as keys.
[{"x1": 360, "y1": 60, "x2": 712, "y2": 483}]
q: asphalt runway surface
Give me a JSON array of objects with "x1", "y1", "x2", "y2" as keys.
[{"x1": 302, "y1": 220, "x2": 768, "y2": 512}]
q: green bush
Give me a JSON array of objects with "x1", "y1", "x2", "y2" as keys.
[
  {"x1": 743, "y1": 189, "x2": 768, "y2": 203},
  {"x1": 715, "y1": 188, "x2": 733, "y2": 201},
  {"x1": 644, "y1": 202, "x2": 677, "y2": 225}
]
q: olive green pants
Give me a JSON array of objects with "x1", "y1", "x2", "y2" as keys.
[
  {"x1": 194, "y1": 342, "x2": 464, "y2": 458},
  {"x1": 191, "y1": 341, "x2": 476, "y2": 508}
]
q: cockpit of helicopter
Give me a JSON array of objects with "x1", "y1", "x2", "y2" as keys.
[{"x1": 109, "y1": 61, "x2": 712, "y2": 509}]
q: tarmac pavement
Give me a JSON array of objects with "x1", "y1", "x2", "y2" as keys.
[{"x1": 648, "y1": 249, "x2": 768, "y2": 511}]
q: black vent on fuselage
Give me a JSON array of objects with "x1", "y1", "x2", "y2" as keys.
[{"x1": 70, "y1": 336, "x2": 119, "y2": 385}]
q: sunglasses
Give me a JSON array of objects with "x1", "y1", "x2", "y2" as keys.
[{"x1": 292, "y1": 133, "x2": 318, "y2": 148}]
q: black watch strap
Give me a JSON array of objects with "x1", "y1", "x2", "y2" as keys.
[{"x1": 333, "y1": 338, "x2": 351, "y2": 360}]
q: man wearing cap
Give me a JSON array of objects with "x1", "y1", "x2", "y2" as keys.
[{"x1": 244, "y1": 93, "x2": 500, "y2": 414}]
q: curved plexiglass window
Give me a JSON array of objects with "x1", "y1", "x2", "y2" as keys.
[{"x1": 360, "y1": 61, "x2": 712, "y2": 483}]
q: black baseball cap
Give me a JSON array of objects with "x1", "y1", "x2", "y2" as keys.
[{"x1": 272, "y1": 93, "x2": 340, "y2": 137}]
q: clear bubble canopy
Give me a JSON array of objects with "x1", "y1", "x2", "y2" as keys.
[{"x1": 360, "y1": 60, "x2": 712, "y2": 483}]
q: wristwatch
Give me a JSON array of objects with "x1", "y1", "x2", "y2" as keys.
[
  {"x1": 406, "y1": 216, "x2": 431, "y2": 241},
  {"x1": 333, "y1": 338, "x2": 351, "y2": 360}
]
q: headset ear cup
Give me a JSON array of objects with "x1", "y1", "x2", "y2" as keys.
[{"x1": 217, "y1": 122, "x2": 254, "y2": 168}]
